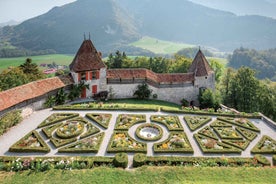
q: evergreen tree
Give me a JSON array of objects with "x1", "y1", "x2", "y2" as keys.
[{"x1": 20, "y1": 58, "x2": 44, "y2": 81}]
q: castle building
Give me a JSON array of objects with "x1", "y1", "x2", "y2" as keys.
[{"x1": 69, "y1": 39, "x2": 215, "y2": 104}]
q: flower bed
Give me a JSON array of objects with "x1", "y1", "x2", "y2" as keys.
[
  {"x1": 42, "y1": 123, "x2": 62, "y2": 138},
  {"x1": 132, "y1": 154, "x2": 262, "y2": 167},
  {"x1": 107, "y1": 131, "x2": 147, "y2": 153},
  {"x1": 150, "y1": 115, "x2": 184, "y2": 131},
  {"x1": 114, "y1": 114, "x2": 146, "y2": 130},
  {"x1": 42, "y1": 117, "x2": 100, "y2": 148},
  {"x1": 222, "y1": 139, "x2": 250, "y2": 150},
  {"x1": 9, "y1": 131, "x2": 50, "y2": 153},
  {"x1": 56, "y1": 121, "x2": 85, "y2": 139},
  {"x1": 154, "y1": 132, "x2": 193, "y2": 153},
  {"x1": 58, "y1": 132, "x2": 104, "y2": 153},
  {"x1": 236, "y1": 127, "x2": 257, "y2": 141},
  {"x1": 50, "y1": 137, "x2": 77, "y2": 148},
  {"x1": 184, "y1": 115, "x2": 212, "y2": 131},
  {"x1": 135, "y1": 123, "x2": 163, "y2": 141},
  {"x1": 213, "y1": 127, "x2": 244, "y2": 140},
  {"x1": 38, "y1": 113, "x2": 79, "y2": 128},
  {"x1": 251, "y1": 135, "x2": 276, "y2": 154},
  {"x1": 210, "y1": 120, "x2": 232, "y2": 127},
  {"x1": 86, "y1": 113, "x2": 112, "y2": 129},
  {"x1": 194, "y1": 134, "x2": 241, "y2": 153},
  {"x1": 217, "y1": 117, "x2": 260, "y2": 132},
  {"x1": 198, "y1": 126, "x2": 219, "y2": 140}
]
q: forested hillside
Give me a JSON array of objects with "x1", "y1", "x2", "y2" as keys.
[{"x1": 228, "y1": 48, "x2": 276, "y2": 80}]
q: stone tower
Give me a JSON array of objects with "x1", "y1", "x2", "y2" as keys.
[
  {"x1": 69, "y1": 39, "x2": 107, "y2": 98},
  {"x1": 189, "y1": 49, "x2": 215, "y2": 97}
]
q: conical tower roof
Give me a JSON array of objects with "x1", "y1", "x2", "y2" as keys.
[
  {"x1": 69, "y1": 39, "x2": 106, "y2": 72},
  {"x1": 188, "y1": 49, "x2": 213, "y2": 76}
]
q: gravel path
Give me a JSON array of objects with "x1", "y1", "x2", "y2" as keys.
[{"x1": 0, "y1": 108, "x2": 275, "y2": 166}]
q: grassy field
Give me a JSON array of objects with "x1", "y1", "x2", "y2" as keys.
[
  {"x1": 0, "y1": 54, "x2": 74, "y2": 71},
  {"x1": 130, "y1": 36, "x2": 195, "y2": 54},
  {"x1": 0, "y1": 167, "x2": 275, "y2": 184}
]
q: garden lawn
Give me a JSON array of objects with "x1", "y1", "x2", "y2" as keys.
[
  {"x1": 1, "y1": 167, "x2": 276, "y2": 184},
  {"x1": 108, "y1": 99, "x2": 181, "y2": 110}
]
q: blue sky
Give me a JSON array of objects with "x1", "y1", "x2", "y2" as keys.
[{"x1": 0, "y1": 0, "x2": 76, "y2": 23}]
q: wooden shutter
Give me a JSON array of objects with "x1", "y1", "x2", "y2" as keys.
[
  {"x1": 90, "y1": 71, "x2": 93, "y2": 80},
  {"x1": 96, "y1": 70, "x2": 100, "y2": 79},
  {"x1": 92, "y1": 85, "x2": 97, "y2": 94},
  {"x1": 86, "y1": 72, "x2": 89, "y2": 80},
  {"x1": 78, "y1": 73, "x2": 81, "y2": 82}
]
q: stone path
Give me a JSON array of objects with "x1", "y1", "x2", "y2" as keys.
[{"x1": 0, "y1": 108, "x2": 276, "y2": 167}]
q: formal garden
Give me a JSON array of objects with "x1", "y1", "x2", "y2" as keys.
[{"x1": 0, "y1": 99, "x2": 275, "y2": 175}]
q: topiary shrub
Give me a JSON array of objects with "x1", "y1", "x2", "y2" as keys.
[
  {"x1": 133, "y1": 153, "x2": 147, "y2": 167},
  {"x1": 254, "y1": 154, "x2": 271, "y2": 166},
  {"x1": 113, "y1": 153, "x2": 128, "y2": 168}
]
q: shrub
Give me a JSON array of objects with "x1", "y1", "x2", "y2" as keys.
[
  {"x1": 254, "y1": 154, "x2": 271, "y2": 166},
  {"x1": 133, "y1": 153, "x2": 147, "y2": 167},
  {"x1": 113, "y1": 153, "x2": 128, "y2": 168},
  {"x1": 273, "y1": 155, "x2": 276, "y2": 166},
  {"x1": 0, "y1": 110, "x2": 22, "y2": 136}
]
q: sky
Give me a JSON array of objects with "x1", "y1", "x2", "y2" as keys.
[{"x1": 0, "y1": 0, "x2": 76, "y2": 23}]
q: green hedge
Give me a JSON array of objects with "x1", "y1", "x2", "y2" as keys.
[
  {"x1": 135, "y1": 123, "x2": 163, "y2": 141},
  {"x1": 58, "y1": 132, "x2": 104, "y2": 153},
  {"x1": 50, "y1": 137, "x2": 77, "y2": 148},
  {"x1": 217, "y1": 117, "x2": 260, "y2": 132},
  {"x1": 183, "y1": 115, "x2": 212, "y2": 131},
  {"x1": 273, "y1": 155, "x2": 276, "y2": 166},
  {"x1": 222, "y1": 139, "x2": 250, "y2": 150},
  {"x1": 254, "y1": 154, "x2": 271, "y2": 166},
  {"x1": 0, "y1": 110, "x2": 22, "y2": 136},
  {"x1": 38, "y1": 113, "x2": 79, "y2": 128},
  {"x1": 213, "y1": 127, "x2": 244, "y2": 140},
  {"x1": 133, "y1": 156, "x2": 262, "y2": 168},
  {"x1": 235, "y1": 127, "x2": 257, "y2": 141},
  {"x1": 133, "y1": 153, "x2": 147, "y2": 167},
  {"x1": 86, "y1": 113, "x2": 112, "y2": 129},
  {"x1": 251, "y1": 135, "x2": 276, "y2": 154},
  {"x1": 194, "y1": 134, "x2": 241, "y2": 154},
  {"x1": 198, "y1": 126, "x2": 219, "y2": 140},
  {"x1": 154, "y1": 132, "x2": 193, "y2": 153},
  {"x1": 113, "y1": 153, "x2": 128, "y2": 168},
  {"x1": 9, "y1": 131, "x2": 50, "y2": 153},
  {"x1": 42, "y1": 123, "x2": 62, "y2": 138}
]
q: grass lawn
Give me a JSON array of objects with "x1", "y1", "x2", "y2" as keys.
[
  {"x1": 99, "y1": 99, "x2": 181, "y2": 110},
  {"x1": 0, "y1": 54, "x2": 74, "y2": 72},
  {"x1": 1, "y1": 167, "x2": 275, "y2": 184},
  {"x1": 130, "y1": 36, "x2": 195, "y2": 54}
]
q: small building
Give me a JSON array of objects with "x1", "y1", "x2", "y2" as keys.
[{"x1": 69, "y1": 38, "x2": 215, "y2": 104}]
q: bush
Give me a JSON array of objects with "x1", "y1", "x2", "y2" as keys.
[
  {"x1": 273, "y1": 155, "x2": 276, "y2": 166},
  {"x1": 254, "y1": 154, "x2": 271, "y2": 166},
  {"x1": 113, "y1": 153, "x2": 128, "y2": 168},
  {"x1": 133, "y1": 153, "x2": 147, "y2": 167},
  {"x1": 0, "y1": 110, "x2": 22, "y2": 136}
]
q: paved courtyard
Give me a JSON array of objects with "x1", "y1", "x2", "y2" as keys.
[{"x1": 1, "y1": 108, "x2": 275, "y2": 165}]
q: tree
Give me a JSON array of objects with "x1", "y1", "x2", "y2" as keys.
[
  {"x1": 210, "y1": 59, "x2": 224, "y2": 82},
  {"x1": 198, "y1": 88, "x2": 221, "y2": 111},
  {"x1": 0, "y1": 67, "x2": 29, "y2": 91},
  {"x1": 68, "y1": 82, "x2": 89, "y2": 101},
  {"x1": 133, "y1": 82, "x2": 152, "y2": 99},
  {"x1": 55, "y1": 88, "x2": 67, "y2": 105},
  {"x1": 44, "y1": 96, "x2": 56, "y2": 108},
  {"x1": 20, "y1": 58, "x2": 44, "y2": 81}
]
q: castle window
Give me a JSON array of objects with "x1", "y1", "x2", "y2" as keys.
[
  {"x1": 91, "y1": 71, "x2": 97, "y2": 80},
  {"x1": 205, "y1": 76, "x2": 208, "y2": 79}
]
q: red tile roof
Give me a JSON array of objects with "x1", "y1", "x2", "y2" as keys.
[
  {"x1": 107, "y1": 69, "x2": 194, "y2": 83},
  {"x1": 188, "y1": 49, "x2": 213, "y2": 76},
  {"x1": 0, "y1": 77, "x2": 71, "y2": 111},
  {"x1": 69, "y1": 39, "x2": 106, "y2": 72}
]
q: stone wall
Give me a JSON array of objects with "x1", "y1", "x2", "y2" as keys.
[{"x1": 107, "y1": 83, "x2": 197, "y2": 104}]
